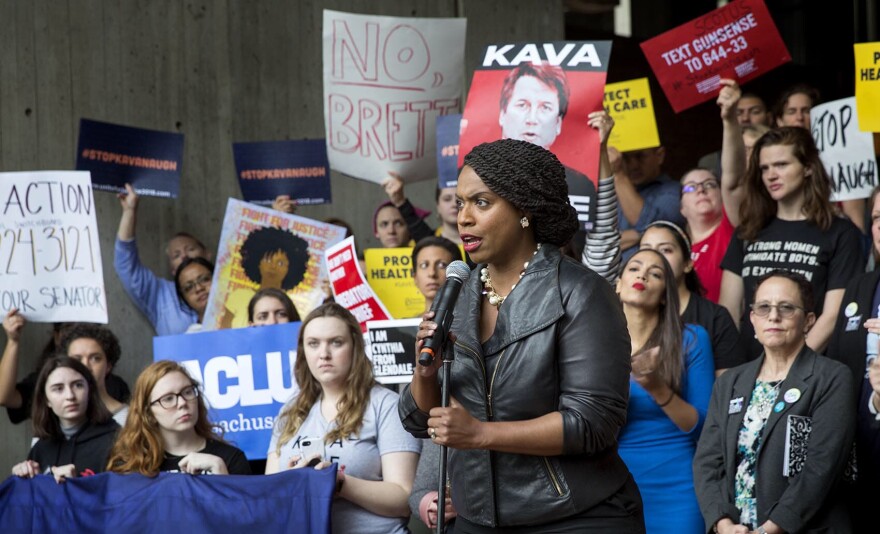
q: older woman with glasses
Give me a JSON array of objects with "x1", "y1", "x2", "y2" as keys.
[
  {"x1": 107, "y1": 360, "x2": 250, "y2": 475},
  {"x1": 694, "y1": 270, "x2": 855, "y2": 534}
]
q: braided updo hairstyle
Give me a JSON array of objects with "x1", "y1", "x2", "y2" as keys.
[{"x1": 462, "y1": 139, "x2": 579, "y2": 247}]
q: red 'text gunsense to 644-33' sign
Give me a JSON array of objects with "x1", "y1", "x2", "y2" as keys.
[{"x1": 640, "y1": 0, "x2": 790, "y2": 113}]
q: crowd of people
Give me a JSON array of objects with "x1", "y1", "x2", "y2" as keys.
[{"x1": 1, "y1": 67, "x2": 878, "y2": 534}]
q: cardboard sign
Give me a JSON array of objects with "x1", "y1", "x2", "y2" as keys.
[
  {"x1": 201, "y1": 199, "x2": 347, "y2": 330},
  {"x1": 855, "y1": 42, "x2": 880, "y2": 132},
  {"x1": 811, "y1": 97, "x2": 879, "y2": 201},
  {"x1": 640, "y1": 0, "x2": 790, "y2": 113},
  {"x1": 458, "y1": 41, "x2": 612, "y2": 181},
  {"x1": 322, "y1": 10, "x2": 466, "y2": 184},
  {"x1": 604, "y1": 78, "x2": 660, "y2": 152},
  {"x1": 0, "y1": 172, "x2": 107, "y2": 323},
  {"x1": 366, "y1": 319, "x2": 419, "y2": 384},
  {"x1": 364, "y1": 247, "x2": 424, "y2": 319},
  {"x1": 436, "y1": 114, "x2": 461, "y2": 189},
  {"x1": 233, "y1": 139, "x2": 332, "y2": 206},
  {"x1": 153, "y1": 322, "x2": 301, "y2": 460},
  {"x1": 75, "y1": 118, "x2": 183, "y2": 198},
  {"x1": 326, "y1": 237, "x2": 391, "y2": 332}
]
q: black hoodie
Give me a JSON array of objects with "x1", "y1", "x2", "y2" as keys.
[{"x1": 27, "y1": 419, "x2": 120, "y2": 476}]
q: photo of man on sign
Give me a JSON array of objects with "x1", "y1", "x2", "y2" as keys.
[
  {"x1": 460, "y1": 42, "x2": 611, "y2": 257},
  {"x1": 498, "y1": 63, "x2": 570, "y2": 150}
]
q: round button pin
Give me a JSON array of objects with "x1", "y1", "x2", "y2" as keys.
[
  {"x1": 845, "y1": 302, "x2": 858, "y2": 318},
  {"x1": 784, "y1": 388, "x2": 801, "y2": 403}
]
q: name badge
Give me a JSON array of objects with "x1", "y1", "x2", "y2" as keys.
[
  {"x1": 728, "y1": 397, "x2": 744, "y2": 414},
  {"x1": 845, "y1": 315, "x2": 862, "y2": 332}
]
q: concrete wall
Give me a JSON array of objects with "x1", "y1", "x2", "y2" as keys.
[{"x1": 0, "y1": 0, "x2": 564, "y2": 476}]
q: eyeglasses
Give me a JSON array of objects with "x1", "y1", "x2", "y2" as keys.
[
  {"x1": 681, "y1": 181, "x2": 719, "y2": 194},
  {"x1": 750, "y1": 302, "x2": 804, "y2": 318},
  {"x1": 150, "y1": 386, "x2": 199, "y2": 409},
  {"x1": 182, "y1": 274, "x2": 212, "y2": 295}
]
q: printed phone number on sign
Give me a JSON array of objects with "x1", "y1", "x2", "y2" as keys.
[{"x1": 0, "y1": 226, "x2": 98, "y2": 276}]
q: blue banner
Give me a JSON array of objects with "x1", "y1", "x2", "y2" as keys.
[
  {"x1": 233, "y1": 139, "x2": 332, "y2": 206},
  {"x1": 153, "y1": 322, "x2": 301, "y2": 460},
  {"x1": 436, "y1": 114, "x2": 461, "y2": 189},
  {"x1": 75, "y1": 118, "x2": 184, "y2": 198},
  {"x1": 0, "y1": 468, "x2": 334, "y2": 534}
]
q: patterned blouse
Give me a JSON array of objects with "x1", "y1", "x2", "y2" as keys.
[{"x1": 734, "y1": 380, "x2": 781, "y2": 528}]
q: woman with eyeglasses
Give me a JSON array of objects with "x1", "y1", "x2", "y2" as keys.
[
  {"x1": 10, "y1": 356, "x2": 119, "y2": 483},
  {"x1": 694, "y1": 270, "x2": 855, "y2": 534},
  {"x1": 175, "y1": 257, "x2": 215, "y2": 334},
  {"x1": 718, "y1": 126, "x2": 863, "y2": 358},
  {"x1": 107, "y1": 360, "x2": 250, "y2": 475}
]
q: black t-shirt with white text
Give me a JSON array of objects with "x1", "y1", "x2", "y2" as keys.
[{"x1": 721, "y1": 217, "x2": 864, "y2": 358}]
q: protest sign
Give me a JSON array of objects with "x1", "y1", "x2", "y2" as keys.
[
  {"x1": 366, "y1": 319, "x2": 419, "y2": 384},
  {"x1": 322, "y1": 10, "x2": 466, "y2": 184},
  {"x1": 153, "y1": 321, "x2": 300, "y2": 460},
  {"x1": 201, "y1": 199, "x2": 347, "y2": 330},
  {"x1": 0, "y1": 172, "x2": 107, "y2": 323},
  {"x1": 458, "y1": 41, "x2": 612, "y2": 183},
  {"x1": 810, "y1": 97, "x2": 878, "y2": 201},
  {"x1": 326, "y1": 236, "x2": 391, "y2": 332},
  {"x1": 0, "y1": 467, "x2": 335, "y2": 533},
  {"x1": 855, "y1": 42, "x2": 880, "y2": 132},
  {"x1": 640, "y1": 0, "x2": 790, "y2": 113},
  {"x1": 604, "y1": 78, "x2": 660, "y2": 152},
  {"x1": 75, "y1": 118, "x2": 183, "y2": 198},
  {"x1": 436, "y1": 114, "x2": 461, "y2": 189},
  {"x1": 364, "y1": 247, "x2": 424, "y2": 319},
  {"x1": 233, "y1": 139, "x2": 332, "y2": 206}
]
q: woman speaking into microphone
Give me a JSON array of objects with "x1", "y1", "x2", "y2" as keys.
[{"x1": 399, "y1": 129, "x2": 644, "y2": 532}]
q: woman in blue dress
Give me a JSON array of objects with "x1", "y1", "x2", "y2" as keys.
[{"x1": 616, "y1": 248, "x2": 715, "y2": 533}]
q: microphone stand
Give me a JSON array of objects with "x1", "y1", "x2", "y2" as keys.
[{"x1": 436, "y1": 340, "x2": 454, "y2": 534}]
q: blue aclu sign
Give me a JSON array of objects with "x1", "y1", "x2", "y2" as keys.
[{"x1": 153, "y1": 322, "x2": 301, "y2": 460}]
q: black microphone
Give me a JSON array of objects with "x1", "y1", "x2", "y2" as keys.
[{"x1": 418, "y1": 260, "x2": 470, "y2": 367}]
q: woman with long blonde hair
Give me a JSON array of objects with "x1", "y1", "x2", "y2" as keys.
[
  {"x1": 266, "y1": 302, "x2": 420, "y2": 534},
  {"x1": 107, "y1": 360, "x2": 250, "y2": 475}
]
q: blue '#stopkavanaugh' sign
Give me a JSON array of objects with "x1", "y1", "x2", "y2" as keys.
[
  {"x1": 233, "y1": 139, "x2": 332, "y2": 206},
  {"x1": 75, "y1": 118, "x2": 184, "y2": 198},
  {"x1": 435, "y1": 114, "x2": 461, "y2": 189}
]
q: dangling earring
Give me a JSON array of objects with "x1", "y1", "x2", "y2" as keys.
[{"x1": 520, "y1": 216, "x2": 529, "y2": 228}]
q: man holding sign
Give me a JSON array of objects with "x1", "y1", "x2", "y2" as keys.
[{"x1": 115, "y1": 184, "x2": 212, "y2": 336}]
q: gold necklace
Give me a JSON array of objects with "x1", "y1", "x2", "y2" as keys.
[{"x1": 480, "y1": 244, "x2": 541, "y2": 307}]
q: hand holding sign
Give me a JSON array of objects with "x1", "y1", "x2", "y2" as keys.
[
  {"x1": 2, "y1": 308, "x2": 25, "y2": 342},
  {"x1": 587, "y1": 111, "x2": 614, "y2": 145},
  {"x1": 716, "y1": 79, "x2": 742, "y2": 121},
  {"x1": 117, "y1": 183, "x2": 139, "y2": 211}
]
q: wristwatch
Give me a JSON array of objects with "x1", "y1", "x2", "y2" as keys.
[{"x1": 756, "y1": 526, "x2": 768, "y2": 534}]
